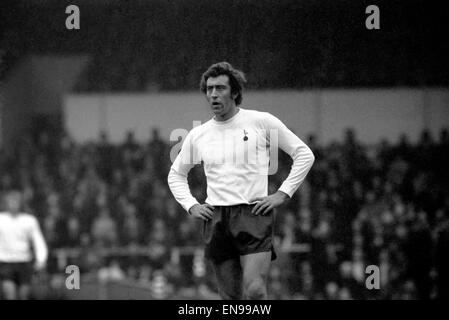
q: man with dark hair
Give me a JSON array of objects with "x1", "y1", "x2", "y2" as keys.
[
  {"x1": 168, "y1": 62, "x2": 314, "y2": 299},
  {"x1": 199, "y1": 62, "x2": 246, "y2": 106},
  {"x1": 0, "y1": 190, "x2": 48, "y2": 299}
]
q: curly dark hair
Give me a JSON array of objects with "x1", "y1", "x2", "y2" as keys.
[{"x1": 199, "y1": 62, "x2": 247, "y2": 106}]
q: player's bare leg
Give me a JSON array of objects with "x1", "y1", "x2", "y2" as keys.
[
  {"x1": 212, "y1": 258, "x2": 243, "y2": 300},
  {"x1": 240, "y1": 251, "x2": 271, "y2": 300},
  {"x1": 2, "y1": 280, "x2": 18, "y2": 300},
  {"x1": 18, "y1": 284, "x2": 31, "y2": 300}
]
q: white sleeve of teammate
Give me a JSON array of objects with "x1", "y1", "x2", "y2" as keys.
[
  {"x1": 29, "y1": 216, "x2": 48, "y2": 269},
  {"x1": 167, "y1": 131, "x2": 201, "y2": 213},
  {"x1": 264, "y1": 112, "x2": 315, "y2": 197}
]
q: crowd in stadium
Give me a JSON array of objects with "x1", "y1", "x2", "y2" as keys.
[
  {"x1": 0, "y1": 126, "x2": 448, "y2": 299},
  {"x1": 271, "y1": 128, "x2": 449, "y2": 300}
]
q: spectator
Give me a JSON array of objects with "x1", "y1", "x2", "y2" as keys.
[
  {"x1": 91, "y1": 207, "x2": 118, "y2": 247},
  {"x1": 98, "y1": 259, "x2": 126, "y2": 283}
]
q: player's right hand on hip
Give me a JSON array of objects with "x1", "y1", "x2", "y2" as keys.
[{"x1": 189, "y1": 203, "x2": 214, "y2": 221}]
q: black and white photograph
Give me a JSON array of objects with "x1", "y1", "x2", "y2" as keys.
[{"x1": 0, "y1": 0, "x2": 448, "y2": 306}]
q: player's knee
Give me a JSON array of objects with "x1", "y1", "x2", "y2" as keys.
[{"x1": 244, "y1": 278, "x2": 266, "y2": 300}]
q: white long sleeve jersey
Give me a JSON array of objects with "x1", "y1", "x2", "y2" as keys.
[
  {"x1": 0, "y1": 212, "x2": 48, "y2": 265},
  {"x1": 167, "y1": 108, "x2": 315, "y2": 212}
]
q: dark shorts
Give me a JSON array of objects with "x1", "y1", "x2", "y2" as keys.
[
  {"x1": 0, "y1": 262, "x2": 33, "y2": 285},
  {"x1": 202, "y1": 204, "x2": 277, "y2": 264}
]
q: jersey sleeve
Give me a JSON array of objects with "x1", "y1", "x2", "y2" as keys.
[
  {"x1": 263, "y1": 112, "x2": 315, "y2": 197},
  {"x1": 167, "y1": 130, "x2": 201, "y2": 212},
  {"x1": 29, "y1": 216, "x2": 48, "y2": 268}
]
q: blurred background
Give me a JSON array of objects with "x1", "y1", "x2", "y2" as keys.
[{"x1": 0, "y1": 0, "x2": 448, "y2": 299}]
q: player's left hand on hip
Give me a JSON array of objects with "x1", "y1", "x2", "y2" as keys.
[{"x1": 251, "y1": 191, "x2": 289, "y2": 215}]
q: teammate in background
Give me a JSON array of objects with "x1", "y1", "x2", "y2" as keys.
[
  {"x1": 0, "y1": 190, "x2": 48, "y2": 300},
  {"x1": 168, "y1": 62, "x2": 315, "y2": 299}
]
